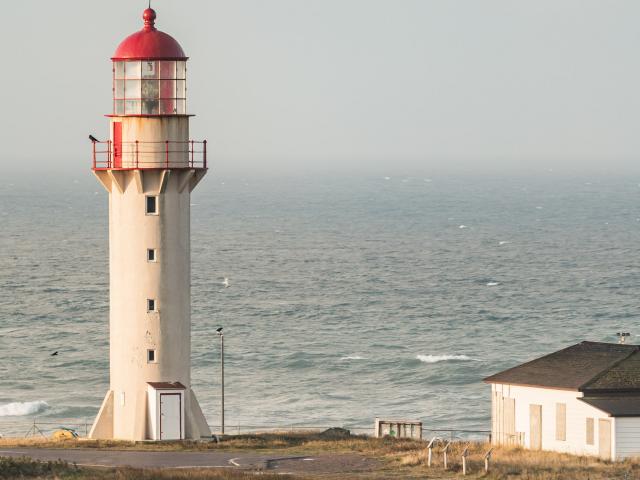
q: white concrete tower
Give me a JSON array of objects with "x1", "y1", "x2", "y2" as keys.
[{"x1": 89, "y1": 8, "x2": 210, "y2": 441}]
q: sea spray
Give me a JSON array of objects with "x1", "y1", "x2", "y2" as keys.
[{"x1": 0, "y1": 401, "x2": 49, "y2": 417}]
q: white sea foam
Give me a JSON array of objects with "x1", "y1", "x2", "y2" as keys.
[
  {"x1": 459, "y1": 225, "x2": 467, "y2": 229},
  {"x1": 340, "y1": 355, "x2": 366, "y2": 361},
  {"x1": 498, "y1": 241, "x2": 509, "y2": 245},
  {"x1": 486, "y1": 282, "x2": 500, "y2": 286},
  {"x1": 417, "y1": 354, "x2": 472, "y2": 364},
  {"x1": 0, "y1": 401, "x2": 49, "y2": 417}
]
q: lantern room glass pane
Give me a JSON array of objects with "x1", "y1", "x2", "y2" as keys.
[
  {"x1": 160, "y1": 61, "x2": 175, "y2": 79},
  {"x1": 160, "y1": 79, "x2": 175, "y2": 99},
  {"x1": 115, "y1": 80, "x2": 124, "y2": 98},
  {"x1": 142, "y1": 100, "x2": 159, "y2": 115},
  {"x1": 142, "y1": 61, "x2": 158, "y2": 79},
  {"x1": 175, "y1": 99, "x2": 186, "y2": 114},
  {"x1": 176, "y1": 61, "x2": 186, "y2": 79},
  {"x1": 125, "y1": 61, "x2": 141, "y2": 78},
  {"x1": 125, "y1": 100, "x2": 141, "y2": 115},
  {"x1": 142, "y1": 80, "x2": 159, "y2": 100},
  {"x1": 125, "y1": 80, "x2": 141, "y2": 98},
  {"x1": 176, "y1": 80, "x2": 186, "y2": 99},
  {"x1": 114, "y1": 62, "x2": 125, "y2": 79},
  {"x1": 115, "y1": 100, "x2": 124, "y2": 115},
  {"x1": 160, "y1": 98, "x2": 176, "y2": 114}
]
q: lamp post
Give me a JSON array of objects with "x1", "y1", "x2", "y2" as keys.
[{"x1": 216, "y1": 327, "x2": 224, "y2": 435}]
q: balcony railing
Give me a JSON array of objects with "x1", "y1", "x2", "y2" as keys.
[{"x1": 92, "y1": 140, "x2": 207, "y2": 170}]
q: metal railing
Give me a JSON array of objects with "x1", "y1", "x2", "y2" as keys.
[{"x1": 92, "y1": 140, "x2": 207, "y2": 170}]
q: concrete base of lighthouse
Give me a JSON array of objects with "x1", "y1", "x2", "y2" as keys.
[
  {"x1": 90, "y1": 387, "x2": 210, "y2": 440},
  {"x1": 89, "y1": 168, "x2": 210, "y2": 441}
]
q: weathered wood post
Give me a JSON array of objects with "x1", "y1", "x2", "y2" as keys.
[
  {"x1": 484, "y1": 447, "x2": 494, "y2": 473},
  {"x1": 442, "y1": 441, "x2": 451, "y2": 470},
  {"x1": 462, "y1": 446, "x2": 469, "y2": 475},
  {"x1": 426, "y1": 437, "x2": 438, "y2": 467}
]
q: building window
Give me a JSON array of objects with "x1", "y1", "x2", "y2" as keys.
[
  {"x1": 556, "y1": 403, "x2": 566, "y2": 441},
  {"x1": 146, "y1": 196, "x2": 158, "y2": 215},
  {"x1": 147, "y1": 349, "x2": 157, "y2": 363},
  {"x1": 586, "y1": 418, "x2": 594, "y2": 445},
  {"x1": 113, "y1": 60, "x2": 187, "y2": 115},
  {"x1": 147, "y1": 299, "x2": 156, "y2": 312},
  {"x1": 147, "y1": 248, "x2": 157, "y2": 262}
]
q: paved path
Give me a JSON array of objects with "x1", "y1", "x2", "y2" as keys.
[{"x1": 0, "y1": 448, "x2": 378, "y2": 475}]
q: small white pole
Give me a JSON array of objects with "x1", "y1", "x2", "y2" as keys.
[
  {"x1": 426, "y1": 437, "x2": 438, "y2": 467},
  {"x1": 484, "y1": 447, "x2": 493, "y2": 473},
  {"x1": 462, "y1": 446, "x2": 469, "y2": 475},
  {"x1": 442, "y1": 441, "x2": 451, "y2": 470}
]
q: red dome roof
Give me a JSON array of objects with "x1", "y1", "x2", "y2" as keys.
[{"x1": 112, "y1": 8, "x2": 187, "y2": 60}]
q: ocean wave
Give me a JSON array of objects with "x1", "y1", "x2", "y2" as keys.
[
  {"x1": 340, "y1": 355, "x2": 366, "y2": 361},
  {"x1": 417, "y1": 354, "x2": 473, "y2": 364},
  {"x1": 0, "y1": 401, "x2": 49, "y2": 417}
]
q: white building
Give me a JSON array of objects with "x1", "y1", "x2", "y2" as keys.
[{"x1": 485, "y1": 341, "x2": 640, "y2": 460}]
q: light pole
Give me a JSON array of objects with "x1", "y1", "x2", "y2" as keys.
[{"x1": 216, "y1": 327, "x2": 224, "y2": 435}]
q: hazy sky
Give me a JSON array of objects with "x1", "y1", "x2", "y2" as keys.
[{"x1": 1, "y1": 1, "x2": 640, "y2": 175}]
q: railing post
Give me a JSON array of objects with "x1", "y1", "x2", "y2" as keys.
[
  {"x1": 135, "y1": 140, "x2": 139, "y2": 168},
  {"x1": 108, "y1": 141, "x2": 112, "y2": 168},
  {"x1": 92, "y1": 141, "x2": 96, "y2": 169},
  {"x1": 203, "y1": 140, "x2": 207, "y2": 169},
  {"x1": 191, "y1": 140, "x2": 194, "y2": 167}
]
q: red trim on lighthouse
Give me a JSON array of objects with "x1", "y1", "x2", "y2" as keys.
[
  {"x1": 113, "y1": 122, "x2": 122, "y2": 168},
  {"x1": 112, "y1": 8, "x2": 187, "y2": 61}
]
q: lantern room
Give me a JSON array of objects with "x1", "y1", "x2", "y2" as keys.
[
  {"x1": 112, "y1": 8, "x2": 188, "y2": 116},
  {"x1": 92, "y1": 8, "x2": 206, "y2": 171}
]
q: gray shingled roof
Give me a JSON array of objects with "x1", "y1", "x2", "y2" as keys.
[
  {"x1": 483, "y1": 342, "x2": 640, "y2": 391},
  {"x1": 579, "y1": 396, "x2": 640, "y2": 417}
]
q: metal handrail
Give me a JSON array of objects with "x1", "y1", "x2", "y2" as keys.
[{"x1": 92, "y1": 140, "x2": 208, "y2": 170}]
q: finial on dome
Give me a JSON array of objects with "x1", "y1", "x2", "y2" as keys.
[{"x1": 143, "y1": 7, "x2": 157, "y2": 31}]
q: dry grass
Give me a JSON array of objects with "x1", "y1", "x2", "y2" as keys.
[
  {"x1": 2, "y1": 434, "x2": 640, "y2": 478},
  {"x1": 0, "y1": 457, "x2": 298, "y2": 479}
]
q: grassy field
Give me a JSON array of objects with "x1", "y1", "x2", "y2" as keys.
[{"x1": 1, "y1": 432, "x2": 639, "y2": 479}]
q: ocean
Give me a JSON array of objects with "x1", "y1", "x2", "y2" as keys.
[{"x1": 1, "y1": 172, "x2": 639, "y2": 437}]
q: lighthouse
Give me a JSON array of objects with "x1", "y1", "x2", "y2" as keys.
[{"x1": 89, "y1": 8, "x2": 211, "y2": 441}]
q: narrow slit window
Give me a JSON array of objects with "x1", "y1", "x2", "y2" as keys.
[
  {"x1": 147, "y1": 248, "x2": 157, "y2": 262},
  {"x1": 147, "y1": 349, "x2": 156, "y2": 363},
  {"x1": 146, "y1": 196, "x2": 158, "y2": 215},
  {"x1": 147, "y1": 299, "x2": 156, "y2": 312}
]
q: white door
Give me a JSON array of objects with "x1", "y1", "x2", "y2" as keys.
[{"x1": 160, "y1": 393, "x2": 182, "y2": 440}]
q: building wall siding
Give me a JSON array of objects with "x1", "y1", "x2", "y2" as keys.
[
  {"x1": 492, "y1": 384, "x2": 612, "y2": 458},
  {"x1": 615, "y1": 417, "x2": 640, "y2": 459}
]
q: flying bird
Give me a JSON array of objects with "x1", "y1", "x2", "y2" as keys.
[
  {"x1": 51, "y1": 351, "x2": 59, "y2": 356},
  {"x1": 222, "y1": 278, "x2": 230, "y2": 288},
  {"x1": 88, "y1": 135, "x2": 99, "y2": 143},
  {"x1": 216, "y1": 327, "x2": 223, "y2": 333}
]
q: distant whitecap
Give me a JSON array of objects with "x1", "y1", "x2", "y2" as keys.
[
  {"x1": 459, "y1": 225, "x2": 467, "y2": 229},
  {"x1": 417, "y1": 354, "x2": 472, "y2": 364},
  {"x1": 384, "y1": 176, "x2": 391, "y2": 180},
  {"x1": 499, "y1": 241, "x2": 509, "y2": 245},
  {"x1": 0, "y1": 401, "x2": 49, "y2": 417},
  {"x1": 486, "y1": 282, "x2": 500, "y2": 286},
  {"x1": 340, "y1": 355, "x2": 366, "y2": 361}
]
